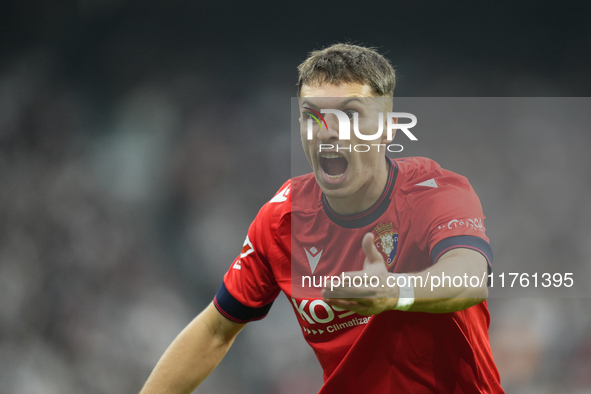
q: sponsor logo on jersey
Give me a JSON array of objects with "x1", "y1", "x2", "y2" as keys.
[
  {"x1": 304, "y1": 246, "x2": 323, "y2": 274},
  {"x1": 234, "y1": 236, "x2": 255, "y2": 270},
  {"x1": 291, "y1": 298, "x2": 371, "y2": 335},
  {"x1": 437, "y1": 217, "x2": 485, "y2": 233},
  {"x1": 240, "y1": 235, "x2": 255, "y2": 258},
  {"x1": 373, "y1": 222, "x2": 398, "y2": 266},
  {"x1": 269, "y1": 184, "x2": 290, "y2": 203}
]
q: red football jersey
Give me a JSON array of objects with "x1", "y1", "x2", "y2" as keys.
[{"x1": 214, "y1": 157, "x2": 504, "y2": 394}]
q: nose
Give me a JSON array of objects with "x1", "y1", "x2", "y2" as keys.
[{"x1": 317, "y1": 113, "x2": 340, "y2": 143}]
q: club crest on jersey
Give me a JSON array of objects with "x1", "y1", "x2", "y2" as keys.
[{"x1": 373, "y1": 222, "x2": 398, "y2": 266}]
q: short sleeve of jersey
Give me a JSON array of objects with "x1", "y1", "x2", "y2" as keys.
[
  {"x1": 213, "y1": 183, "x2": 287, "y2": 323},
  {"x1": 406, "y1": 173, "x2": 493, "y2": 268}
]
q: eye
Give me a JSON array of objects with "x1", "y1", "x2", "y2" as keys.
[{"x1": 344, "y1": 110, "x2": 357, "y2": 120}]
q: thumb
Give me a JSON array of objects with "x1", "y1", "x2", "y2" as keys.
[{"x1": 362, "y1": 233, "x2": 383, "y2": 265}]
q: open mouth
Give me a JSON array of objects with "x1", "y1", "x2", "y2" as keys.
[{"x1": 320, "y1": 153, "x2": 348, "y2": 178}]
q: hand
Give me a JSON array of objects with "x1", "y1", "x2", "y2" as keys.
[{"x1": 322, "y1": 233, "x2": 399, "y2": 316}]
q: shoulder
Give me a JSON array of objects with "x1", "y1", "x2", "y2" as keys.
[
  {"x1": 256, "y1": 172, "x2": 319, "y2": 224},
  {"x1": 393, "y1": 156, "x2": 474, "y2": 200},
  {"x1": 394, "y1": 156, "x2": 443, "y2": 178},
  {"x1": 392, "y1": 157, "x2": 483, "y2": 220}
]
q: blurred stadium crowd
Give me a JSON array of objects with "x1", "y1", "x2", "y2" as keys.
[
  {"x1": 0, "y1": 45, "x2": 300, "y2": 393},
  {"x1": 2, "y1": 2, "x2": 591, "y2": 393}
]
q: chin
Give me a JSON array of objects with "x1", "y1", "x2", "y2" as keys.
[{"x1": 316, "y1": 177, "x2": 352, "y2": 199}]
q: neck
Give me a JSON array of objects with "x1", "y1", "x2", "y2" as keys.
[{"x1": 325, "y1": 157, "x2": 391, "y2": 215}]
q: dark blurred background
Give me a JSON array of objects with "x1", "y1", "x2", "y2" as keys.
[{"x1": 1, "y1": 1, "x2": 591, "y2": 393}]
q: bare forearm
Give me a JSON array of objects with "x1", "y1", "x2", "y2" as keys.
[
  {"x1": 140, "y1": 303, "x2": 244, "y2": 394},
  {"x1": 140, "y1": 326, "x2": 230, "y2": 393},
  {"x1": 408, "y1": 249, "x2": 488, "y2": 313},
  {"x1": 323, "y1": 240, "x2": 490, "y2": 316}
]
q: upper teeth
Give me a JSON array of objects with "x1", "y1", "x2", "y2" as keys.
[{"x1": 321, "y1": 153, "x2": 342, "y2": 159}]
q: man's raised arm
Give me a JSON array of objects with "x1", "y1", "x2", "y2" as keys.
[
  {"x1": 139, "y1": 302, "x2": 245, "y2": 394},
  {"x1": 322, "y1": 233, "x2": 489, "y2": 315}
]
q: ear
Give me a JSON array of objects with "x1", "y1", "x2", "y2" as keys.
[{"x1": 382, "y1": 115, "x2": 397, "y2": 144}]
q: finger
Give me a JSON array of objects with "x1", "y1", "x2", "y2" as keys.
[
  {"x1": 362, "y1": 232, "x2": 383, "y2": 265},
  {"x1": 323, "y1": 298, "x2": 359, "y2": 308},
  {"x1": 324, "y1": 299, "x2": 372, "y2": 315},
  {"x1": 323, "y1": 291, "x2": 377, "y2": 299},
  {"x1": 323, "y1": 295, "x2": 374, "y2": 305},
  {"x1": 322, "y1": 287, "x2": 377, "y2": 298},
  {"x1": 323, "y1": 298, "x2": 368, "y2": 308}
]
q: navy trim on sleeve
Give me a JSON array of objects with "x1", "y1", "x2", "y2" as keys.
[
  {"x1": 431, "y1": 235, "x2": 493, "y2": 285},
  {"x1": 213, "y1": 282, "x2": 274, "y2": 324}
]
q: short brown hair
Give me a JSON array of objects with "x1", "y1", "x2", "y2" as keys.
[{"x1": 297, "y1": 43, "x2": 396, "y2": 97}]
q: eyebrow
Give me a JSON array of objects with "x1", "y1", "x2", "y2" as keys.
[{"x1": 301, "y1": 97, "x2": 364, "y2": 109}]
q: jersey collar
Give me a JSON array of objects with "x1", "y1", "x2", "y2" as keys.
[{"x1": 321, "y1": 157, "x2": 398, "y2": 229}]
